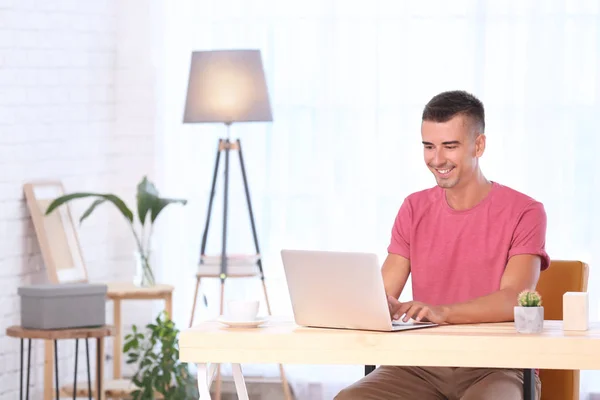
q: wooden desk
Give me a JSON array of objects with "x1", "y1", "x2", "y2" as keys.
[{"x1": 179, "y1": 318, "x2": 600, "y2": 399}]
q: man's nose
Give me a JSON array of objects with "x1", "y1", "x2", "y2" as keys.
[{"x1": 432, "y1": 150, "x2": 445, "y2": 167}]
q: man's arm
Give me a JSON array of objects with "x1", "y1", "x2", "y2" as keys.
[
  {"x1": 395, "y1": 254, "x2": 541, "y2": 324},
  {"x1": 442, "y1": 254, "x2": 541, "y2": 324},
  {"x1": 381, "y1": 253, "x2": 411, "y2": 300}
]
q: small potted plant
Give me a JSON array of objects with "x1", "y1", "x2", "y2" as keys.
[
  {"x1": 124, "y1": 311, "x2": 198, "y2": 399},
  {"x1": 514, "y1": 290, "x2": 544, "y2": 333}
]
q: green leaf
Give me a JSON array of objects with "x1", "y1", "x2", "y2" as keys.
[
  {"x1": 150, "y1": 196, "x2": 187, "y2": 223},
  {"x1": 45, "y1": 192, "x2": 134, "y2": 223},
  {"x1": 123, "y1": 339, "x2": 136, "y2": 353},
  {"x1": 79, "y1": 199, "x2": 106, "y2": 224},
  {"x1": 136, "y1": 176, "x2": 159, "y2": 226}
]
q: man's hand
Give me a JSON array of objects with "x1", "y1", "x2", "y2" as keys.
[{"x1": 388, "y1": 296, "x2": 449, "y2": 325}]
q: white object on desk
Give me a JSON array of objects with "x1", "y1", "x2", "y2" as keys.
[
  {"x1": 217, "y1": 316, "x2": 269, "y2": 328},
  {"x1": 563, "y1": 291, "x2": 589, "y2": 331},
  {"x1": 227, "y1": 299, "x2": 259, "y2": 321}
]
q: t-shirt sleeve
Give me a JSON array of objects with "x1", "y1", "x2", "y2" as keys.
[
  {"x1": 387, "y1": 198, "x2": 412, "y2": 259},
  {"x1": 508, "y1": 201, "x2": 551, "y2": 270}
]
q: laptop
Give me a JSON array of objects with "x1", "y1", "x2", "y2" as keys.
[{"x1": 280, "y1": 249, "x2": 438, "y2": 332}]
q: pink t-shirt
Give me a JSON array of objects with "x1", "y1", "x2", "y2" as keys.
[{"x1": 388, "y1": 182, "x2": 550, "y2": 306}]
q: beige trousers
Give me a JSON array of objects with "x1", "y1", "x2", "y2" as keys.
[{"x1": 335, "y1": 366, "x2": 541, "y2": 400}]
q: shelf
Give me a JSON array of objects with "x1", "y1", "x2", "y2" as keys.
[
  {"x1": 200, "y1": 253, "x2": 260, "y2": 265},
  {"x1": 198, "y1": 254, "x2": 261, "y2": 277},
  {"x1": 197, "y1": 264, "x2": 260, "y2": 278}
]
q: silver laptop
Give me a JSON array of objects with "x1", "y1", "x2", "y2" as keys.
[{"x1": 280, "y1": 249, "x2": 437, "y2": 332}]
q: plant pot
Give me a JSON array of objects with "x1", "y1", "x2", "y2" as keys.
[
  {"x1": 514, "y1": 306, "x2": 544, "y2": 333},
  {"x1": 133, "y1": 250, "x2": 156, "y2": 287}
]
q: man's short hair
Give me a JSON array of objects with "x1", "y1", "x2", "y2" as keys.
[{"x1": 422, "y1": 90, "x2": 485, "y2": 134}]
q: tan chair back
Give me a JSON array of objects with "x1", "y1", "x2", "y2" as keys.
[{"x1": 535, "y1": 260, "x2": 589, "y2": 400}]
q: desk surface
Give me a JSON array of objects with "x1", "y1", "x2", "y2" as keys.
[
  {"x1": 106, "y1": 282, "x2": 174, "y2": 299},
  {"x1": 179, "y1": 318, "x2": 600, "y2": 370}
]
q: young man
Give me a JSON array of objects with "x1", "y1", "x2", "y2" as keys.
[{"x1": 335, "y1": 90, "x2": 550, "y2": 400}]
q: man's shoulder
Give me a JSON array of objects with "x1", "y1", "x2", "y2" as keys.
[
  {"x1": 492, "y1": 182, "x2": 545, "y2": 210},
  {"x1": 403, "y1": 185, "x2": 442, "y2": 209},
  {"x1": 405, "y1": 185, "x2": 441, "y2": 202}
]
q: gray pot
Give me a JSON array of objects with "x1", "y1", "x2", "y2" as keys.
[{"x1": 514, "y1": 306, "x2": 544, "y2": 333}]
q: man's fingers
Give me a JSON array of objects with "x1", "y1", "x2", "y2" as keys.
[
  {"x1": 416, "y1": 307, "x2": 429, "y2": 322},
  {"x1": 397, "y1": 301, "x2": 412, "y2": 314},
  {"x1": 393, "y1": 301, "x2": 411, "y2": 320},
  {"x1": 402, "y1": 304, "x2": 422, "y2": 322},
  {"x1": 389, "y1": 297, "x2": 402, "y2": 319}
]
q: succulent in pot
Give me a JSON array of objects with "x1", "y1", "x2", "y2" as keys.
[{"x1": 514, "y1": 290, "x2": 544, "y2": 333}]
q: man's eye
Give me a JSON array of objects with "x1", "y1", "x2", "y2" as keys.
[{"x1": 445, "y1": 146, "x2": 457, "y2": 149}]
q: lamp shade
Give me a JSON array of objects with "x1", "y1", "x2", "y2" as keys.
[{"x1": 183, "y1": 49, "x2": 273, "y2": 124}]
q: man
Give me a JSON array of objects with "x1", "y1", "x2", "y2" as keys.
[{"x1": 335, "y1": 90, "x2": 550, "y2": 400}]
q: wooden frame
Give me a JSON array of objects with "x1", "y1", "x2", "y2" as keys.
[{"x1": 23, "y1": 181, "x2": 88, "y2": 284}]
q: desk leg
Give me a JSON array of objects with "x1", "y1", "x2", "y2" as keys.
[
  {"x1": 86, "y1": 339, "x2": 92, "y2": 400},
  {"x1": 113, "y1": 299, "x2": 121, "y2": 380},
  {"x1": 96, "y1": 338, "x2": 104, "y2": 400},
  {"x1": 231, "y1": 364, "x2": 249, "y2": 400},
  {"x1": 524, "y1": 369, "x2": 535, "y2": 400},
  {"x1": 165, "y1": 293, "x2": 173, "y2": 319},
  {"x1": 26, "y1": 339, "x2": 31, "y2": 399},
  {"x1": 197, "y1": 363, "x2": 212, "y2": 399},
  {"x1": 54, "y1": 340, "x2": 59, "y2": 400},
  {"x1": 73, "y1": 339, "x2": 78, "y2": 400},
  {"x1": 44, "y1": 340, "x2": 53, "y2": 400}
]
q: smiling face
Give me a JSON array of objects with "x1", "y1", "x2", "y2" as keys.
[{"x1": 421, "y1": 114, "x2": 485, "y2": 190}]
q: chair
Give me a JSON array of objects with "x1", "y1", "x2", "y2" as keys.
[
  {"x1": 364, "y1": 259, "x2": 590, "y2": 400},
  {"x1": 535, "y1": 260, "x2": 589, "y2": 400}
]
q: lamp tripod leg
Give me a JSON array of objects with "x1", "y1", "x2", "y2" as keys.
[
  {"x1": 213, "y1": 280, "x2": 225, "y2": 400},
  {"x1": 236, "y1": 139, "x2": 264, "y2": 278},
  {"x1": 199, "y1": 139, "x2": 222, "y2": 263},
  {"x1": 220, "y1": 138, "x2": 230, "y2": 280}
]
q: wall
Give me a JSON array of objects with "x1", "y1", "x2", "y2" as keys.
[{"x1": 0, "y1": 0, "x2": 160, "y2": 397}]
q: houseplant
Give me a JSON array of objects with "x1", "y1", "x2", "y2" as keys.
[
  {"x1": 44, "y1": 176, "x2": 187, "y2": 287},
  {"x1": 514, "y1": 290, "x2": 544, "y2": 333},
  {"x1": 124, "y1": 311, "x2": 198, "y2": 399}
]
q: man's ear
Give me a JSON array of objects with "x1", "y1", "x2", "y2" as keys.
[{"x1": 475, "y1": 134, "x2": 486, "y2": 157}]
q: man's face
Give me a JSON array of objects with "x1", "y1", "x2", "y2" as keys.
[{"x1": 421, "y1": 114, "x2": 485, "y2": 189}]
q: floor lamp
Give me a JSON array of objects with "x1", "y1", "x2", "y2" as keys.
[{"x1": 183, "y1": 49, "x2": 293, "y2": 400}]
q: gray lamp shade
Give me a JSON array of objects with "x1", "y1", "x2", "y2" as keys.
[{"x1": 183, "y1": 49, "x2": 273, "y2": 124}]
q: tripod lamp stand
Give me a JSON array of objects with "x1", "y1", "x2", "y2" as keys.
[{"x1": 183, "y1": 50, "x2": 293, "y2": 400}]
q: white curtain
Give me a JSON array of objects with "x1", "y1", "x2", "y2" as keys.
[{"x1": 157, "y1": 1, "x2": 600, "y2": 398}]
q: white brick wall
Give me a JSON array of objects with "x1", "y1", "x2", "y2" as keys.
[{"x1": 0, "y1": 0, "x2": 160, "y2": 398}]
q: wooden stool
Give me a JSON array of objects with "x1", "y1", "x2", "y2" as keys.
[
  {"x1": 105, "y1": 282, "x2": 174, "y2": 391},
  {"x1": 6, "y1": 325, "x2": 114, "y2": 400}
]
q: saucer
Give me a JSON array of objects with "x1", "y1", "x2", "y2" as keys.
[{"x1": 217, "y1": 316, "x2": 269, "y2": 328}]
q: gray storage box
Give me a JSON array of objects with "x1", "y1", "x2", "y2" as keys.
[{"x1": 18, "y1": 283, "x2": 107, "y2": 330}]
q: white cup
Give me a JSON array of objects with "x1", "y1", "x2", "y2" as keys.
[{"x1": 227, "y1": 300, "x2": 259, "y2": 321}]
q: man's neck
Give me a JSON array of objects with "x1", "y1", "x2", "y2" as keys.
[{"x1": 445, "y1": 172, "x2": 492, "y2": 211}]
